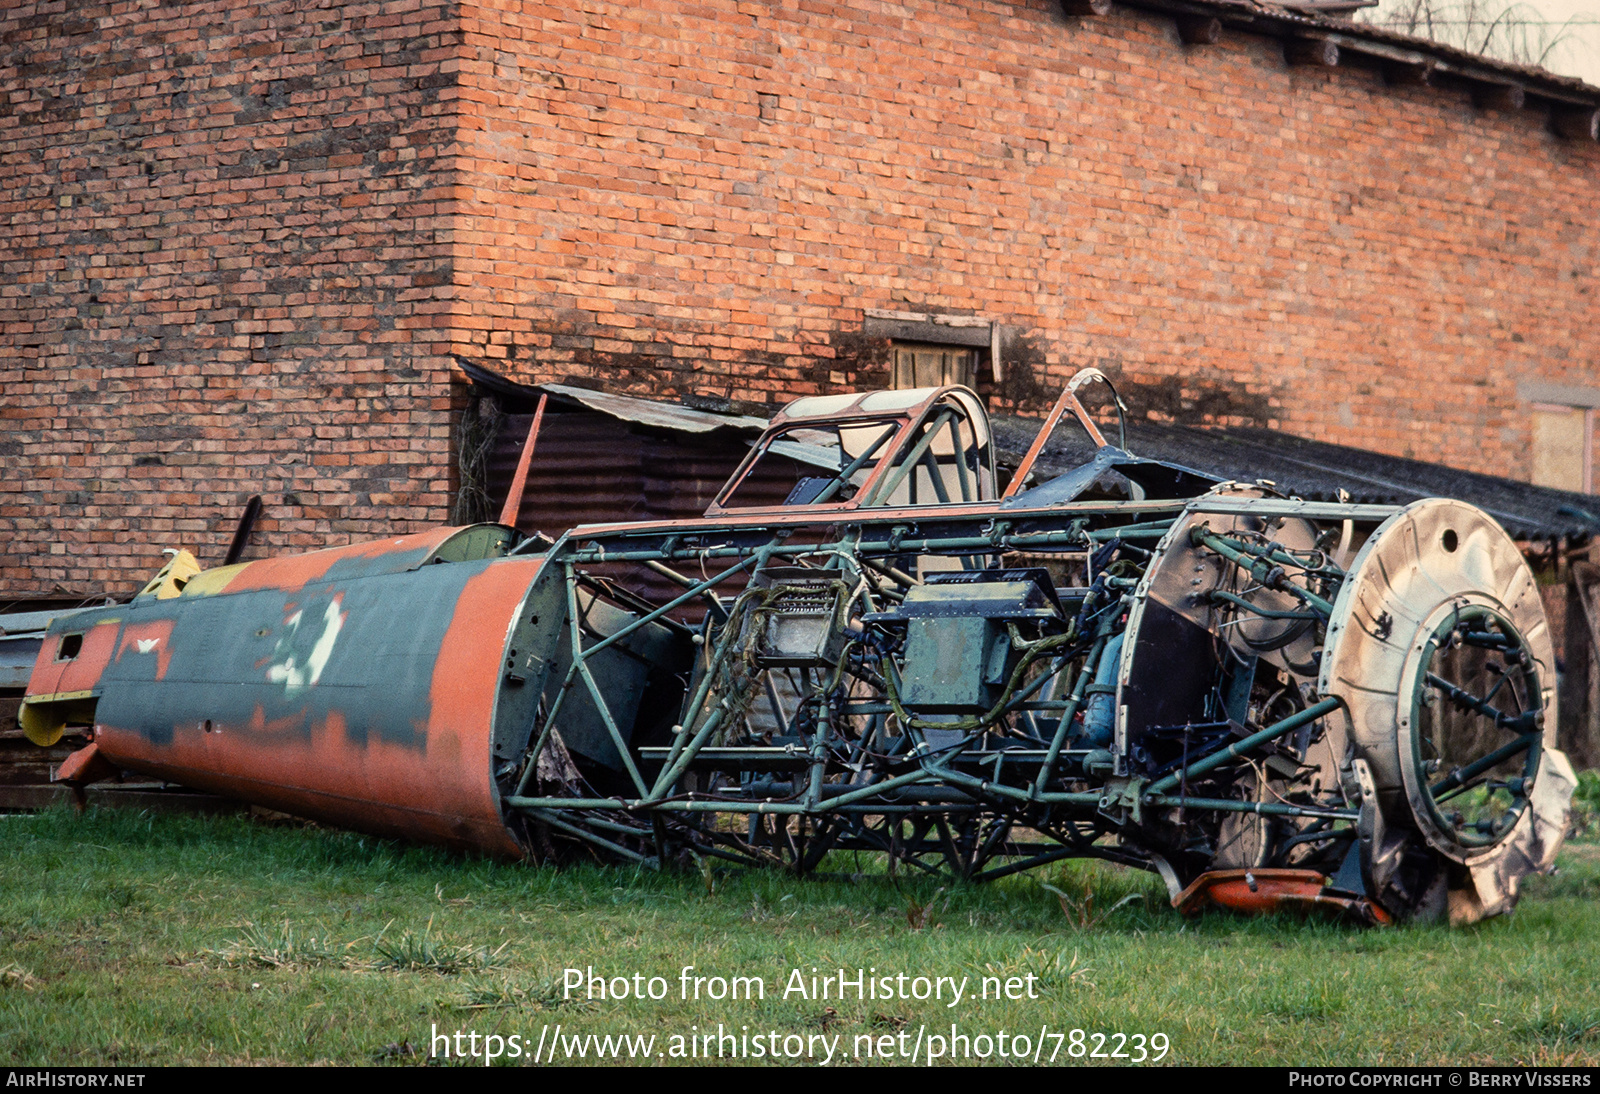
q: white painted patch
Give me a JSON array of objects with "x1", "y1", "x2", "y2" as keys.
[
  {"x1": 304, "y1": 599, "x2": 343, "y2": 688},
  {"x1": 136, "y1": 638, "x2": 159, "y2": 654},
  {"x1": 266, "y1": 598, "x2": 344, "y2": 694}
]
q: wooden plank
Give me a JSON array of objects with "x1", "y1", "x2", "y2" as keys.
[
  {"x1": 0, "y1": 784, "x2": 243, "y2": 814},
  {"x1": 1177, "y1": 15, "x2": 1220, "y2": 43},
  {"x1": 0, "y1": 738, "x2": 79, "y2": 762},
  {"x1": 0, "y1": 785, "x2": 69, "y2": 811},
  {"x1": 1552, "y1": 107, "x2": 1600, "y2": 142},
  {"x1": 1573, "y1": 562, "x2": 1600, "y2": 655},
  {"x1": 0, "y1": 763, "x2": 62, "y2": 786},
  {"x1": 1473, "y1": 83, "x2": 1526, "y2": 112},
  {"x1": 1383, "y1": 60, "x2": 1433, "y2": 86},
  {"x1": 1285, "y1": 38, "x2": 1338, "y2": 67},
  {"x1": 1563, "y1": 561, "x2": 1600, "y2": 768}
]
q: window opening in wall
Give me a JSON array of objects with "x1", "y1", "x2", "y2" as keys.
[
  {"x1": 892, "y1": 343, "x2": 978, "y2": 390},
  {"x1": 863, "y1": 309, "x2": 1002, "y2": 393},
  {"x1": 1530, "y1": 403, "x2": 1596, "y2": 494}
]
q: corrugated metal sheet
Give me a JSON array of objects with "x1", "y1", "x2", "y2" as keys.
[
  {"x1": 484, "y1": 401, "x2": 798, "y2": 611},
  {"x1": 541, "y1": 383, "x2": 770, "y2": 435},
  {"x1": 488, "y1": 407, "x2": 778, "y2": 534},
  {"x1": 462, "y1": 360, "x2": 1600, "y2": 543},
  {"x1": 990, "y1": 414, "x2": 1600, "y2": 541}
]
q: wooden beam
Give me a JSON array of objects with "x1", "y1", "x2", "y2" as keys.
[
  {"x1": 1552, "y1": 106, "x2": 1600, "y2": 141},
  {"x1": 1176, "y1": 15, "x2": 1221, "y2": 44},
  {"x1": 497, "y1": 393, "x2": 547, "y2": 528},
  {"x1": 1284, "y1": 38, "x2": 1338, "y2": 67},
  {"x1": 1060, "y1": 0, "x2": 1111, "y2": 14},
  {"x1": 1472, "y1": 82, "x2": 1526, "y2": 112},
  {"x1": 1382, "y1": 60, "x2": 1433, "y2": 86}
]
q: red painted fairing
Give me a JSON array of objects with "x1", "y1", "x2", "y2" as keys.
[{"x1": 89, "y1": 557, "x2": 542, "y2": 858}]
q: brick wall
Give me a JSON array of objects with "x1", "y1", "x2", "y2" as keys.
[
  {"x1": 452, "y1": 0, "x2": 1599, "y2": 450},
  {"x1": 3, "y1": 0, "x2": 1598, "y2": 593},
  {"x1": 0, "y1": 0, "x2": 464, "y2": 593}
]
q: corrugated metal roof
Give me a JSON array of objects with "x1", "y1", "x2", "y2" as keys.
[
  {"x1": 458, "y1": 362, "x2": 1599, "y2": 541},
  {"x1": 541, "y1": 383, "x2": 770, "y2": 435},
  {"x1": 455, "y1": 360, "x2": 767, "y2": 435},
  {"x1": 990, "y1": 414, "x2": 1600, "y2": 541}
]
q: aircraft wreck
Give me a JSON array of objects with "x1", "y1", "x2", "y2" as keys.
[{"x1": 19, "y1": 370, "x2": 1575, "y2": 924}]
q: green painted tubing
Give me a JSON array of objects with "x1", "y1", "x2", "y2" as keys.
[
  {"x1": 525, "y1": 809, "x2": 653, "y2": 864},
  {"x1": 1034, "y1": 630, "x2": 1110, "y2": 794},
  {"x1": 563, "y1": 567, "x2": 652, "y2": 796},
  {"x1": 561, "y1": 522, "x2": 1186, "y2": 564},
  {"x1": 812, "y1": 769, "x2": 937, "y2": 810},
  {"x1": 1084, "y1": 527, "x2": 1173, "y2": 540},
  {"x1": 513, "y1": 666, "x2": 581, "y2": 796},
  {"x1": 648, "y1": 546, "x2": 778, "y2": 795},
  {"x1": 1429, "y1": 731, "x2": 1541, "y2": 796},
  {"x1": 1193, "y1": 529, "x2": 1336, "y2": 616},
  {"x1": 650, "y1": 707, "x2": 727, "y2": 801},
  {"x1": 812, "y1": 425, "x2": 899, "y2": 506},
  {"x1": 1207, "y1": 589, "x2": 1320, "y2": 621},
  {"x1": 578, "y1": 553, "x2": 759, "y2": 660},
  {"x1": 504, "y1": 790, "x2": 1353, "y2": 821},
  {"x1": 576, "y1": 654, "x2": 652, "y2": 798},
  {"x1": 1143, "y1": 794, "x2": 1357, "y2": 821},
  {"x1": 1146, "y1": 696, "x2": 1342, "y2": 794},
  {"x1": 922, "y1": 760, "x2": 1102, "y2": 806},
  {"x1": 862, "y1": 409, "x2": 955, "y2": 507},
  {"x1": 1427, "y1": 671, "x2": 1540, "y2": 733}
]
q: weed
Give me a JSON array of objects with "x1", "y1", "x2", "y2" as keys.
[
  {"x1": 372, "y1": 923, "x2": 508, "y2": 975},
  {"x1": 200, "y1": 922, "x2": 351, "y2": 970},
  {"x1": 1252, "y1": 979, "x2": 1351, "y2": 1021},
  {"x1": 455, "y1": 975, "x2": 588, "y2": 1012},
  {"x1": 904, "y1": 886, "x2": 945, "y2": 929},
  {"x1": 1040, "y1": 881, "x2": 1144, "y2": 929},
  {"x1": 1519, "y1": 1005, "x2": 1600, "y2": 1050},
  {"x1": 0, "y1": 964, "x2": 40, "y2": 991},
  {"x1": 1569, "y1": 770, "x2": 1600, "y2": 840}
]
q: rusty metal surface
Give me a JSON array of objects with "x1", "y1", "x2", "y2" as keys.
[
  {"x1": 1173, "y1": 869, "x2": 1390, "y2": 925},
  {"x1": 24, "y1": 527, "x2": 538, "y2": 857},
  {"x1": 487, "y1": 404, "x2": 800, "y2": 611},
  {"x1": 15, "y1": 371, "x2": 1577, "y2": 925}
]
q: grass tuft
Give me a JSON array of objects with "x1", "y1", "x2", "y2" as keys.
[
  {"x1": 0, "y1": 964, "x2": 41, "y2": 991},
  {"x1": 1519, "y1": 1007, "x2": 1600, "y2": 1050},
  {"x1": 200, "y1": 922, "x2": 353, "y2": 970},
  {"x1": 1570, "y1": 770, "x2": 1600, "y2": 840},
  {"x1": 455, "y1": 975, "x2": 593, "y2": 1012},
  {"x1": 372, "y1": 923, "x2": 508, "y2": 975}
]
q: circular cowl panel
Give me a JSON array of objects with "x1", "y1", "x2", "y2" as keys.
[
  {"x1": 1318, "y1": 498, "x2": 1573, "y2": 920},
  {"x1": 1117, "y1": 483, "x2": 1323, "y2": 753}
]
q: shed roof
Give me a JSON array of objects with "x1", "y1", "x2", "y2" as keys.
[
  {"x1": 990, "y1": 412, "x2": 1600, "y2": 541},
  {"x1": 459, "y1": 361, "x2": 1600, "y2": 540},
  {"x1": 1103, "y1": 0, "x2": 1600, "y2": 131}
]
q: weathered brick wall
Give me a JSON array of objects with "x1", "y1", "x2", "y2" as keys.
[
  {"x1": 452, "y1": 0, "x2": 1599, "y2": 461},
  {"x1": 0, "y1": 0, "x2": 464, "y2": 594},
  {"x1": 3, "y1": 0, "x2": 1598, "y2": 593}
]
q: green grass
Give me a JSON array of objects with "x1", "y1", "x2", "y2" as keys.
[{"x1": 2, "y1": 805, "x2": 1599, "y2": 1066}]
